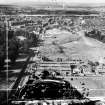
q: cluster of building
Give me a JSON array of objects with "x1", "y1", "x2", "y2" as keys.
[
  {"x1": 26, "y1": 57, "x2": 105, "y2": 77},
  {"x1": 0, "y1": 12, "x2": 105, "y2": 75}
]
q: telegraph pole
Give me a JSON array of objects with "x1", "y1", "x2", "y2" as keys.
[{"x1": 5, "y1": 16, "x2": 9, "y2": 104}]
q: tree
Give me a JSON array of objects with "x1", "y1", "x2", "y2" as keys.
[
  {"x1": 0, "y1": 29, "x2": 6, "y2": 68},
  {"x1": 8, "y1": 38, "x2": 19, "y2": 63},
  {"x1": 88, "y1": 60, "x2": 99, "y2": 73},
  {"x1": 31, "y1": 32, "x2": 40, "y2": 47},
  {"x1": 0, "y1": 46, "x2": 5, "y2": 68}
]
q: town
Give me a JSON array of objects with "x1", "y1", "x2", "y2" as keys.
[{"x1": 0, "y1": 2, "x2": 105, "y2": 105}]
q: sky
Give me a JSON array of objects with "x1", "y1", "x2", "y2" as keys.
[{"x1": 0, "y1": 0, "x2": 105, "y2": 4}]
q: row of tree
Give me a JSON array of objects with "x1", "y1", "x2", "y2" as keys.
[
  {"x1": 0, "y1": 28, "x2": 41, "y2": 69},
  {"x1": 0, "y1": 29, "x2": 20, "y2": 68},
  {"x1": 85, "y1": 29, "x2": 105, "y2": 43},
  {"x1": 0, "y1": 29, "x2": 6, "y2": 67}
]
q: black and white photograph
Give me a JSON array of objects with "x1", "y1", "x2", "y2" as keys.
[{"x1": 0, "y1": 0, "x2": 105, "y2": 105}]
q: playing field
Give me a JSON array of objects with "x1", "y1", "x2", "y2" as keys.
[{"x1": 40, "y1": 28, "x2": 105, "y2": 62}]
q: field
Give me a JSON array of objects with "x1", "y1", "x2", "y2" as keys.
[{"x1": 39, "y1": 28, "x2": 105, "y2": 62}]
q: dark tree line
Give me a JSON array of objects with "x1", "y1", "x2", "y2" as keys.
[
  {"x1": 0, "y1": 23, "x2": 41, "y2": 69},
  {"x1": 0, "y1": 29, "x2": 6, "y2": 67},
  {"x1": 0, "y1": 29, "x2": 20, "y2": 68},
  {"x1": 85, "y1": 29, "x2": 105, "y2": 43},
  {"x1": 8, "y1": 38, "x2": 19, "y2": 64}
]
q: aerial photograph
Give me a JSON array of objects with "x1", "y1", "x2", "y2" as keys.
[{"x1": 0, "y1": 0, "x2": 105, "y2": 105}]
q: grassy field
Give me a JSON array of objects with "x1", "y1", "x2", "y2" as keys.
[{"x1": 40, "y1": 28, "x2": 105, "y2": 62}]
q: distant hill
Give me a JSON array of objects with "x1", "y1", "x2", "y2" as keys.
[{"x1": 0, "y1": 2, "x2": 105, "y2": 9}]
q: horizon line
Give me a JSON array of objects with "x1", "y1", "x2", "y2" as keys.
[{"x1": 0, "y1": 1, "x2": 105, "y2": 7}]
